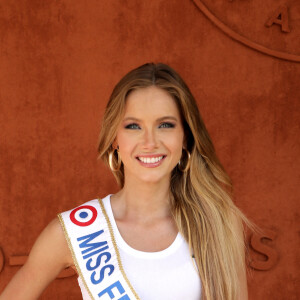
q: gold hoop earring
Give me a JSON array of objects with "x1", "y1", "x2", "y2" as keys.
[
  {"x1": 108, "y1": 147, "x2": 121, "y2": 172},
  {"x1": 178, "y1": 149, "x2": 191, "y2": 172}
]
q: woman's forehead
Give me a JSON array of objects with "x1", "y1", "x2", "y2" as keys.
[{"x1": 123, "y1": 86, "x2": 181, "y2": 118}]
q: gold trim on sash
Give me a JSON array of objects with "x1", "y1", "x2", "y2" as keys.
[
  {"x1": 98, "y1": 198, "x2": 141, "y2": 300},
  {"x1": 58, "y1": 214, "x2": 95, "y2": 300}
]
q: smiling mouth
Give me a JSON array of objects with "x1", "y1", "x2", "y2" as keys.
[{"x1": 136, "y1": 155, "x2": 166, "y2": 164}]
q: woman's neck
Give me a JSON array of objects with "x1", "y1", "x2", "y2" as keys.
[{"x1": 111, "y1": 176, "x2": 173, "y2": 222}]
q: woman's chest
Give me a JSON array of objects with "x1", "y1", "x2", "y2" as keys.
[{"x1": 117, "y1": 245, "x2": 202, "y2": 300}]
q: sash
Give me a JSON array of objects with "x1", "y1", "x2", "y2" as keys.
[{"x1": 58, "y1": 199, "x2": 140, "y2": 300}]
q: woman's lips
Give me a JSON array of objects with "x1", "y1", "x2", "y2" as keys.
[{"x1": 136, "y1": 155, "x2": 166, "y2": 168}]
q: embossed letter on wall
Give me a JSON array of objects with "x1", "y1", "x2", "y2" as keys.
[
  {"x1": 265, "y1": 5, "x2": 290, "y2": 33},
  {"x1": 249, "y1": 229, "x2": 279, "y2": 271}
]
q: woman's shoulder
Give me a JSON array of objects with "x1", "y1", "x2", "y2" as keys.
[
  {"x1": 16, "y1": 216, "x2": 75, "y2": 285},
  {"x1": 40, "y1": 217, "x2": 74, "y2": 267}
]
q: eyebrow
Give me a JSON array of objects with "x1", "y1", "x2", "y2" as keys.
[{"x1": 123, "y1": 116, "x2": 179, "y2": 122}]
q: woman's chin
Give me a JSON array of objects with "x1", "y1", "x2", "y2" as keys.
[{"x1": 131, "y1": 172, "x2": 170, "y2": 185}]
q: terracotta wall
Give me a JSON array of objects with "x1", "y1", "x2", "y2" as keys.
[{"x1": 0, "y1": 1, "x2": 299, "y2": 299}]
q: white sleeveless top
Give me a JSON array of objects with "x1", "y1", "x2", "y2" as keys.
[{"x1": 77, "y1": 194, "x2": 201, "y2": 299}]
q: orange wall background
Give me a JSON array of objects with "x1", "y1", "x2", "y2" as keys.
[{"x1": 0, "y1": 1, "x2": 299, "y2": 299}]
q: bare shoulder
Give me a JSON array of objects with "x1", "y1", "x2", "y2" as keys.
[
  {"x1": 27, "y1": 217, "x2": 73, "y2": 268},
  {"x1": 0, "y1": 217, "x2": 74, "y2": 299},
  {"x1": 40, "y1": 217, "x2": 67, "y2": 247}
]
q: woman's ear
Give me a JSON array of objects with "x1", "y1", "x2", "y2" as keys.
[
  {"x1": 112, "y1": 139, "x2": 118, "y2": 150},
  {"x1": 183, "y1": 135, "x2": 187, "y2": 150}
]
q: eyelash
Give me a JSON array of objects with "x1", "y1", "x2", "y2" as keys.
[
  {"x1": 160, "y1": 122, "x2": 175, "y2": 128},
  {"x1": 125, "y1": 123, "x2": 140, "y2": 129},
  {"x1": 125, "y1": 122, "x2": 175, "y2": 129}
]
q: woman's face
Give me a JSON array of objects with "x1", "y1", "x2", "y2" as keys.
[{"x1": 114, "y1": 86, "x2": 185, "y2": 184}]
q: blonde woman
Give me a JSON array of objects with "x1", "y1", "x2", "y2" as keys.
[{"x1": 1, "y1": 63, "x2": 250, "y2": 300}]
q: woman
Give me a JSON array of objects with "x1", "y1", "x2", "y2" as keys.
[{"x1": 1, "y1": 63, "x2": 250, "y2": 300}]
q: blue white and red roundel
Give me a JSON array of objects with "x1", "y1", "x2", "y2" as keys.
[{"x1": 70, "y1": 205, "x2": 97, "y2": 227}]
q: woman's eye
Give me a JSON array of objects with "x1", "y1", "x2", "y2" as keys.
[
  {"x1": 159, "y1": 122, "x2": 175, "y2": 128},
  {"x1": 125, "y1": 123, "x2": 140, "y2": 129}
]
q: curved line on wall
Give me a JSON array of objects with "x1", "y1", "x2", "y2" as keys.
[
  {"x1": 0, "y1": 247, "x2": 4, "y2": 273},
  {"x1": 192, "y1": 0, "x2": 300, "y2": 62}
]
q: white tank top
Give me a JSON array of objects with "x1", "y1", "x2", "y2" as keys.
[{"x1": 78, "y1": 194, "x2": 201, "y2": 299}]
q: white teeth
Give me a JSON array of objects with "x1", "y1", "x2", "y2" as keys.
[{"x1": 138, "y1": 156, "x2": 164, "y2": 163}]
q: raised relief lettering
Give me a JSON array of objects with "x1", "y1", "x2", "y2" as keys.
[
  {"x1": 265, "y1": 5, "x2": 290, "y2": 33},
  {"x1": 249, "y1": 229, "x2": 279, "y2": 271},
  {"x1": 0, "y1": 247, "x2": 4, "y2": 273}
]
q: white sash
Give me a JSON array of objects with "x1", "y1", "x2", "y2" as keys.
[{"x1": 58, "y1": 199, "x2": 140, "y2": 300}]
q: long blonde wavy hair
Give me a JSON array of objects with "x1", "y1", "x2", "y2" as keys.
[{"x1": 98, "y1": 63, "x2": 252, "y2": 300}]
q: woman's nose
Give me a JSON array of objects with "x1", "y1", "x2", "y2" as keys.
[{"x1": 141, "y1": 129, "x2": 158, "y2": 149}]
